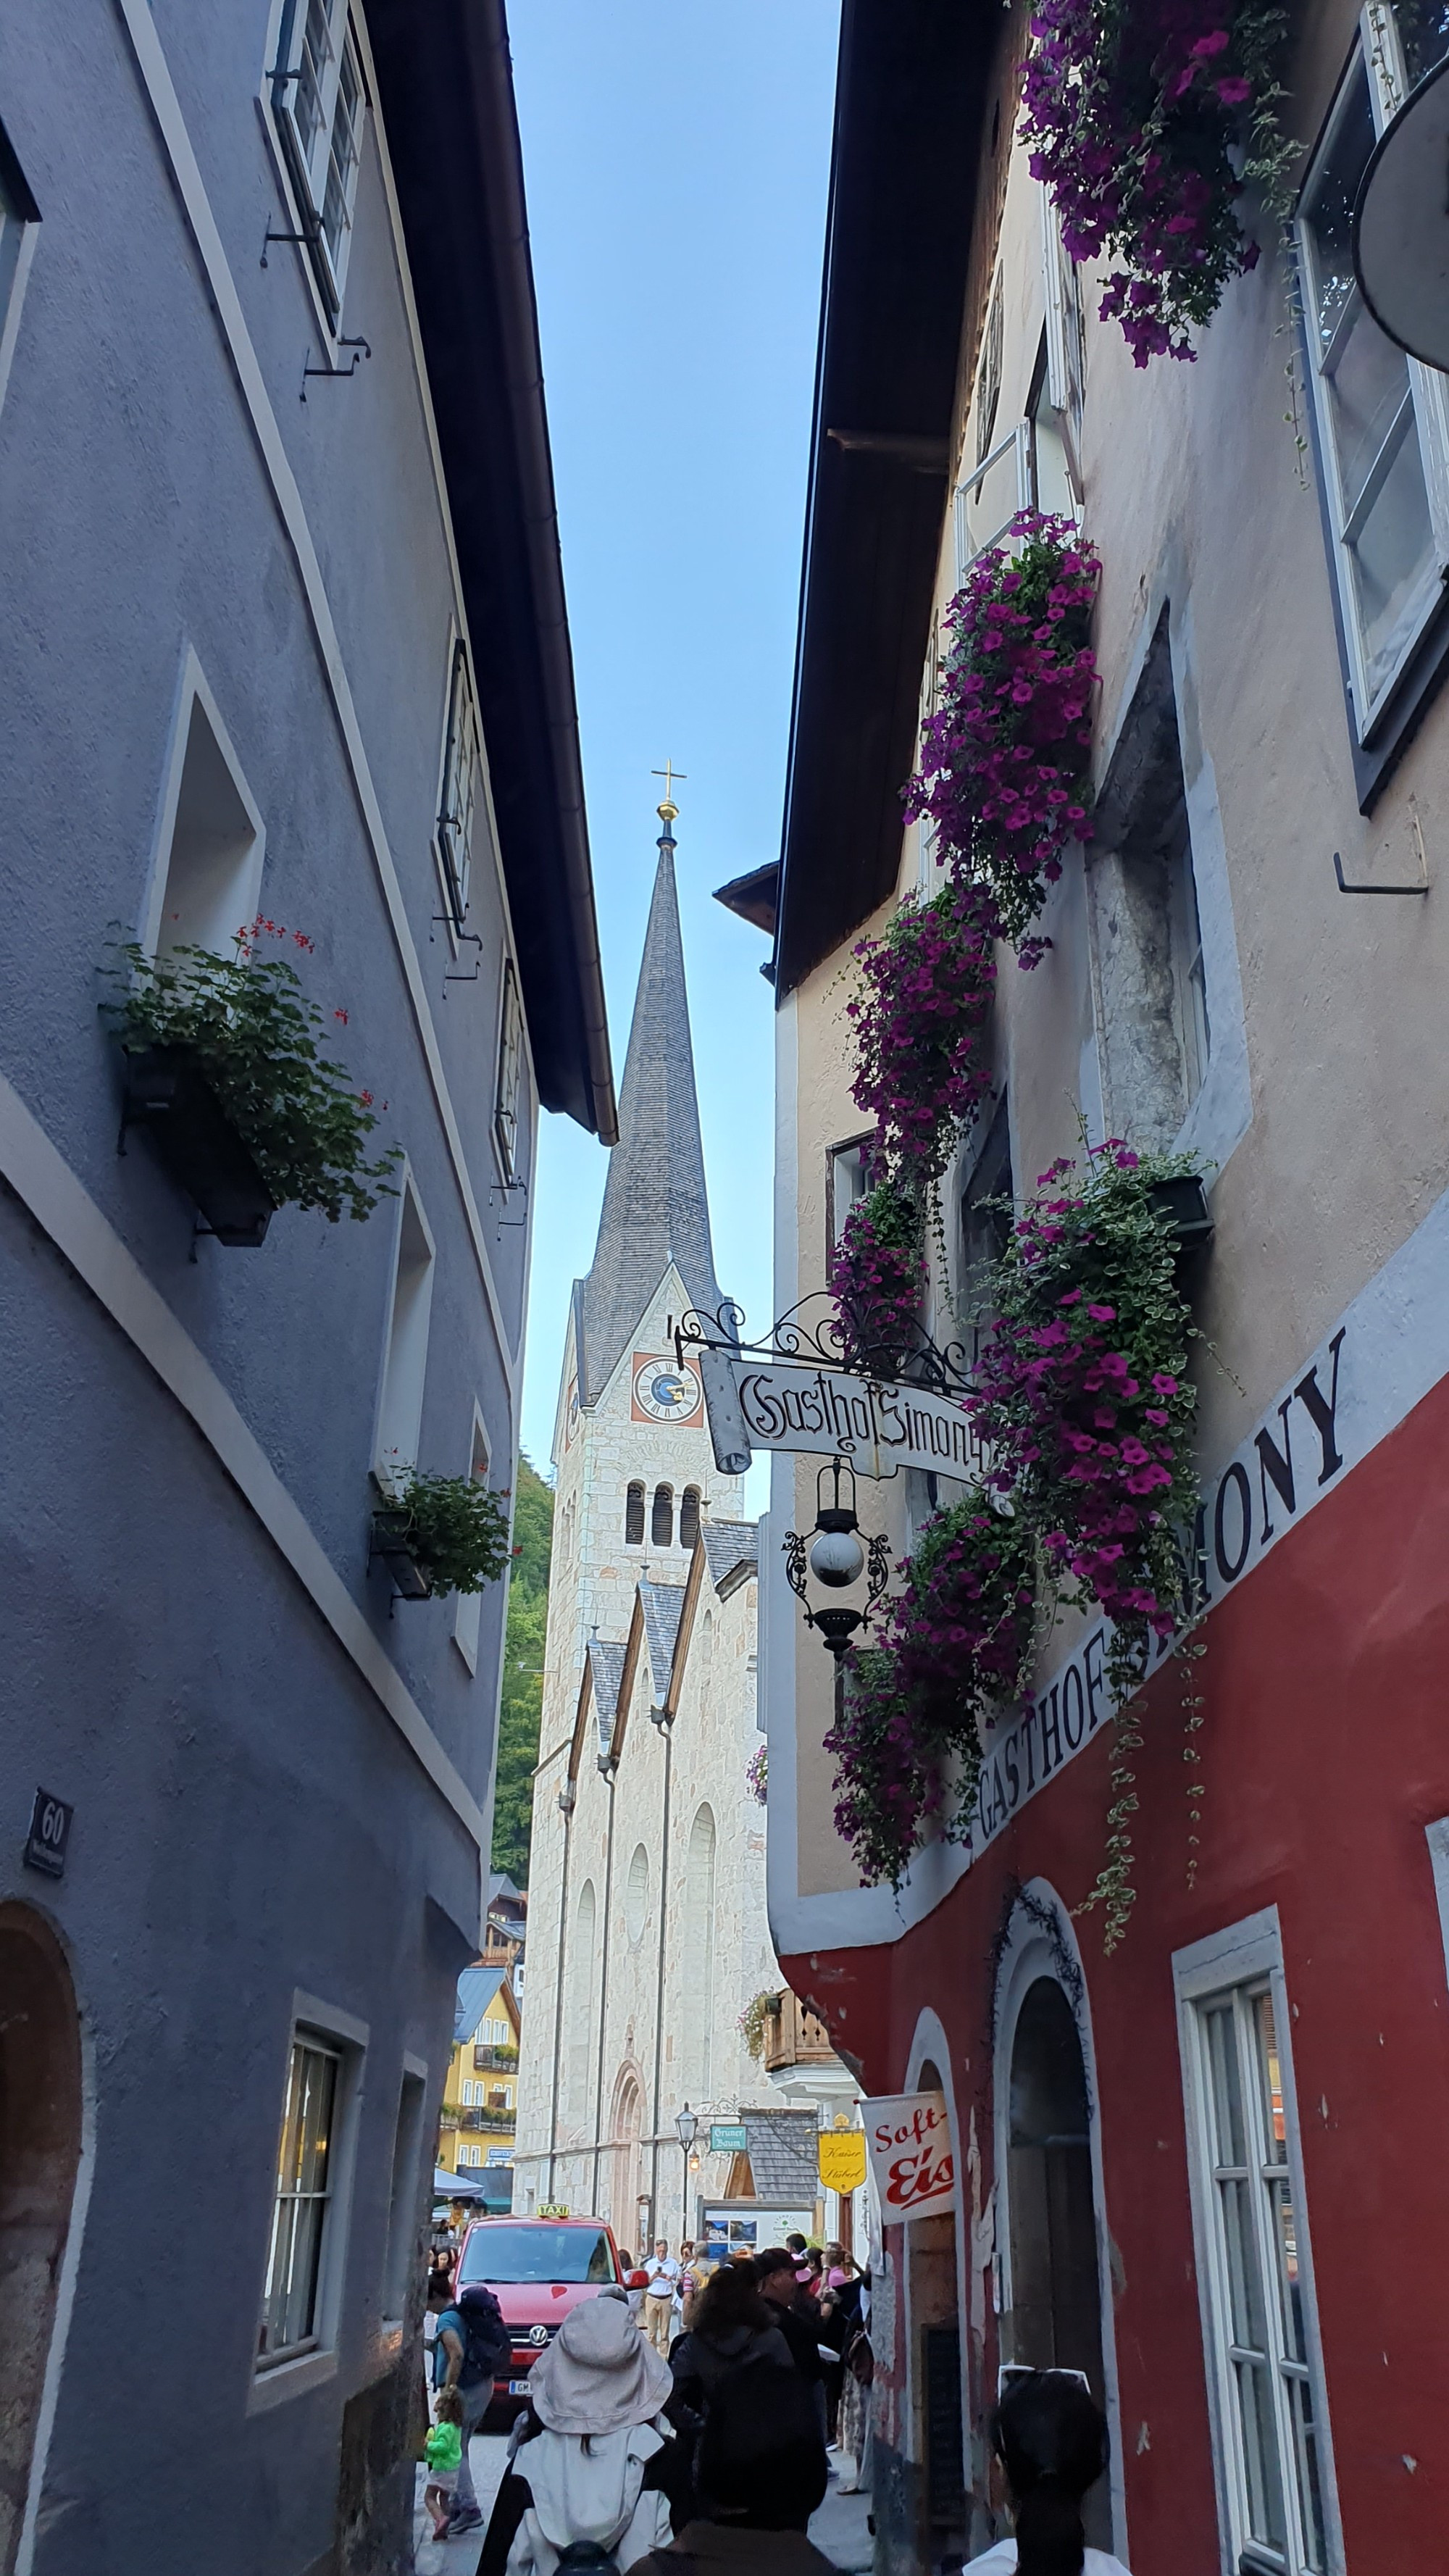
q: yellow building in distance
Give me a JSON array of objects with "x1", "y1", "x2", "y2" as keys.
[{"x1": 436, "y1": 1962, "x2": 521, "y2": 2208}]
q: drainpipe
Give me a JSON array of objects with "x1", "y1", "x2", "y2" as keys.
[
  {"x1": 647, "y1": 1707, "x2": 674, "y2": 2235},
  {"x1": 590, "y1": 1762, "x2": 617, "y2": 2215},
  {"x1": 546, "y1": 1775, "x2": 575, "y2": 2200}
]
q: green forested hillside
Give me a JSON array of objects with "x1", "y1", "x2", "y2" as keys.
[{"x1": 490, "y1": 1456, "x2": 553, "y2": 1885}]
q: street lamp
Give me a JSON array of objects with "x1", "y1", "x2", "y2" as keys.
[
  {"x1": 783, "y1": 1457, "x2": 892, "y2": 1660},
  {"x1": 675, "y1": 2102, "x2": 697, "y2": 2245}
]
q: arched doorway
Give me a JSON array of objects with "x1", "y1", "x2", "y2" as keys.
[
  {"x1": 611, "y1": 2069, "x2": 643, "y2": 2246},
  {"x1": 909, "y1": 2054, "x2": 966, "y2": 2567},
  {"x1": 1005, "y1": 1975, "x2": 1109, "y2": 2546},
  {"x1": 0, "y1": 1902, "x2": 83, "y2": 2576}
]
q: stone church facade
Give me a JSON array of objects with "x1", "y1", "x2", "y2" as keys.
[{"x1": 513, "y1": 806, "x2": 791, "y2": 2247}]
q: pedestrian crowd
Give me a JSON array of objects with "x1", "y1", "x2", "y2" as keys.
[{"x1": 421, "y1": 2234, "x2": 1132, "y2": 2576}]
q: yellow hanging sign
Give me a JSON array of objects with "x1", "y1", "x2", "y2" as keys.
[{"x1": 818, "y1": 2130, "x2": 867, "y2": 2194}]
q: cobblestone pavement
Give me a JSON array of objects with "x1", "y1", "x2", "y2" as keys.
[{"x1": 410, "y1": 2438, "x2": 873, "y2": 2572}]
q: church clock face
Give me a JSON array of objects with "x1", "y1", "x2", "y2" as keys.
[{"x1": 632, "y1": 1356, "x2": 702, "y2": 1422}]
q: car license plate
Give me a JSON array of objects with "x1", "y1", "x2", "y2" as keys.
[{"x1": 508, "y1": 2379, "x2": 532, "y2": 2395}]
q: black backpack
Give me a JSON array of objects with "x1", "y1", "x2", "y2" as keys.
[
  {"x1": 456, "y1": 2283, "x2": 511, "y2": 2390},
  {"x1": 556, "y1": 2546, "x2": 620, "y2": 2576}
]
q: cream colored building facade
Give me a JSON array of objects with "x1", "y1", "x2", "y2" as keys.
[{"x1": 747, "y1": 7, "x2": 1449, "y2": 2572}]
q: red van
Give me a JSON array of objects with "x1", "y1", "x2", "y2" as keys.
[{"x1": 455, "y1": 2215, "x2": 626, "y2": 2413}]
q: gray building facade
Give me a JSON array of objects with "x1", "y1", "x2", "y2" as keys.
[{"x1": 0, "y1": 2, "x2": 612, "y2": 2569}]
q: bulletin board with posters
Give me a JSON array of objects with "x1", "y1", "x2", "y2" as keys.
[{"x1": 701, "y1": 2204, "x2": 816, "y2": 2262}]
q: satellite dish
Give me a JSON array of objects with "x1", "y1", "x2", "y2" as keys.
[{"x1": 1354, "y1": 53, "x2": 1449, "y2": 372}]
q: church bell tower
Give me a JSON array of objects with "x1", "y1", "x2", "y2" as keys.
[{"x1": 541, "y1": 791, "x2": 743, "y2": 1712}]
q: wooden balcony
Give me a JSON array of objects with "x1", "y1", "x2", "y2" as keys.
[
  {"x1": 762, "y1": 1990, "x2": 838, "y2": 2074},
  {"x1": 473, "y1": 2043, "x2": 518, "y2": 2072}
]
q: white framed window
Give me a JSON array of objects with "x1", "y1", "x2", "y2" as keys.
[
  {"x1": 1297, "y1": 7, "x2": 1449, "y2": 740},
  {"x1": 827, "y1": 1133, "x2": 874, "y2": 1261},
  {"x1": 955, "y1": 418, "x2": 1033, "y2": 585},
  {"x1": 494, "y1": 960, "x2": 525, "y2": 1180},
  {"x1": 270, "y1": 0, "x2": 367, "y2": 323},
  {"x1": 254, "y1": 1996, "x2": 367, "y2": 2401},
  {"x1": 141, "y1": 651, "x2": 266, "y2": 961},
  {"x1": 381, "y1": 2057, "x2": 427, "y2": 2327},
  {"x1": 1040, "y1": 186, "x2": 1085, "y2": 459},
  {"x1": 0, "y1": 115, "x2": 40, "y2": 427},
  {"x1": 374, "y1": 1173, "x2": 435, "y2": 1485},
  {"x1": 436, "y1": 638, "x2": 481, "y2": 927},
  {"x1": 453, "y1": 1404, "x2": 492, "y2": 1671},
  {"x1": 1174, "y1": 1914, "x2": 1341, "y2": 2576}
]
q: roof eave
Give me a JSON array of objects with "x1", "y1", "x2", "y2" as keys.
[
  {"x1": 773, "y1": 0, "x2": 997, "y2": 999},
  {"x1": 364, "y1": 0, "x2": 617, "y2": 1142}
]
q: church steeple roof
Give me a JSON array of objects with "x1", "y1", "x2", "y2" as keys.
[{"x1": 575, "y1": 797, "x2": 723, "y2": 1405}]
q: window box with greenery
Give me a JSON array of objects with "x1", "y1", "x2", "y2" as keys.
[
  {"x1": 105, "y1": 927, "x2": 398, "y2": 1246},
  {"x1": 369, "y1": 1469, "x2": 512, "y2": 1604}
]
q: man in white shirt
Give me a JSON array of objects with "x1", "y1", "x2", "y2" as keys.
[{"x1": 641, "y1": 2239, "x2": 680, "y2": 2354}]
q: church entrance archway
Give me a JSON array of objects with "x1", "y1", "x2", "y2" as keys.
[
  {"x1": 610, "y1": 2069, "x2": 643, "y2": 2246},
  {"x1": 0, "y1": 1901, "x2": 83, "y2": 2576}
]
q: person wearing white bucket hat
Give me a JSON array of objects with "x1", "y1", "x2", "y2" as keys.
[{"x1": 504, "y1": 2296, "x2": 678, "y2": 2576}]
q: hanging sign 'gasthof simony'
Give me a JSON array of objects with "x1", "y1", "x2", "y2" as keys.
[
  {"x1": 863, "y1": 2091, "x2": 956, "y2": 2223},
  {"x1": 696, "y1": 1349, "x2": 982, "y2": 1483}
]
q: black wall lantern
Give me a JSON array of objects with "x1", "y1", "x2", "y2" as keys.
[{"x1": 783, "y1": 1456, "x2": 893, "y2": 1659}]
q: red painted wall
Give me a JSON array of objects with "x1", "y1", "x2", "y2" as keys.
[{"x1": 783, "y1": 1366, "x2": 1449, "y2": 2572}]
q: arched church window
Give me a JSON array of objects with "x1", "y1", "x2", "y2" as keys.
[
  {"x1": 679, "y1": 1485, "x2": 701, "y2": 1550},
  {"x1": 681, "y1": 1806, "x2": 717, "y2": 2101},
  {"x1": 651, "y1": 1484, "x2": 674, "y2": 1547},
  {"x1": 625, "y1": 1843, "x2": 649, "y2": 1944},
  {"x1": 625, "y1": 1482, "x2": 645, "y2": 1546},
  {"x1": 569, "y1": 1881, "x2": 598, "y2": 2131}
]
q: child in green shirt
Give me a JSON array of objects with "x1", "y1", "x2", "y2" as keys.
[{"x1": 424, "y1": 2385, "x2": 465, "y2": 2539}]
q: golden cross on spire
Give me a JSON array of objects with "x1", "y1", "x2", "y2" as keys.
[{"x1": 651, "y1": 758, "x2": 687, "y2": 825}]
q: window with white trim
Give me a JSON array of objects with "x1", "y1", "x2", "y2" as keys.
[
  {"x1": 827, "y1": 1133, "x2": 874, "y2": 1263},
  {"x1": 1185, "y1": 1971, "x2": 1332, "y2": 2575},
  {"x1": 270, "y1": 0, "x2": 367, "y2": 323},
  {"x1": 0, "y1": 114, "x2": 39, "y2": 421},
  {"x1": 375, "y1": 1177, "x2": 435, "y2": 1483},
  {"x1": 1297, "y1": 7, "x2": 1449, "y2": 739},
  {"x1": 382, "y1": 2062, "x2": 426, "y2": 2324},
  {"x1": 494, "y1": 961, "x2": 524, "y2": 1180},
  {"x1": 453, "y1": 1406, "x2": 491, "y2": 1671},
  {"x1": 436, "y1": 639, "x2": 481, "y2": 926},
  {"x1": 259, "y1": 2030, "x2": 343, "y2": 2365}
]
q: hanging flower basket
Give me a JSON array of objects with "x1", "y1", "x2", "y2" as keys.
[
  {"x1": 906, "y1": 514, "x2": 1101, "y2": 946},
  {"x1": 104, "y1": 924, "x2": 398, "y2": 1235},
  {"x1": 370, "y1": 1470, "x2": 512, "y2": 1603},
  {"x1": 121, "y1": 1046, "x2": 277, "y2": 1247},
  {"x1": 832, "y1": 1180, "x2": 928, "y2": 1379},
  {"x1": 369, "y1": 1504, "x2": 436, "y2": 1601},
  {"x1": 846, "y1": 886, "x2": 998, "y2": 1183},
  {"x1": 1019, "y1": 0, "x2": 1295, "y2": 366},
  {"x1": 827, "y1": 1495, "x2": 1039, "y2": 1888},
  {"x1": 970, "y1": 1143, "x2": 1203, "y2": 1698}
]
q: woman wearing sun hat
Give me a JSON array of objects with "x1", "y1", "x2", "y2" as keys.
[{"x1": 504, "y1": 2296, "x2": 679, "y2": 2576}]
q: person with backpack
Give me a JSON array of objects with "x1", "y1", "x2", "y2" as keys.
[
  {"x1": 435, "y1": 2278, "x2": 512, "y2": 2535},
  {"x1": 665, "y1": 2262, "x2": 793, "y2": 2520},
  {"x1": 969, "y1": 2370, "x2": 1132, "y2": 2575},
  {"x1": 629, "y1": 2364, "x2": 834, "y2": 2576},
  {"x1": 502, "y1": 2295, "x2": 678, "y2": 2576}
]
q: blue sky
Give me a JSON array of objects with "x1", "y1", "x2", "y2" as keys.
[{"x1": 509, "y1": 0, "x2": 840, "y2": 1485}]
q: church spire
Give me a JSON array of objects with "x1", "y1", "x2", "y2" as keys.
[{"x1": 575, "y1": 786, "x2": 724, "y2": 1406}]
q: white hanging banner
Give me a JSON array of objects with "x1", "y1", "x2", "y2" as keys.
[
  {"x1": 863, "y1": 2091, "x2": 956, "y2": 2224},
  {"x1": 703, "y1": 1357, "x2": 982, "y2": 1483}
]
